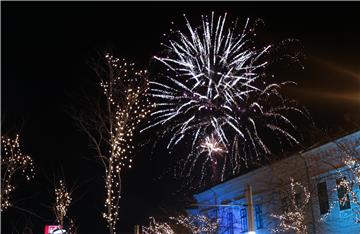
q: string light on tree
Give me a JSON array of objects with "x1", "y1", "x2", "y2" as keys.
[
  {"x1": 142, "y1": 215, "x2": 218, "y2": 234},
  {"x1": 102, "y1": 54, "x2": 152, "y2": 233},
  {"x1": 77, "y1": 53, "x2": 152, "y2": 234},
  {"x1": 271, "y1": 178, "x2": 310, "y2": 234},
  {"x1": 336, "y1": 155, "x2": 360, "y2": 223},
  {"x1": 321, "y1": 142, "x2": 360, "y2": 224},
  {"x1": 142, "y1": 217, "x2": 174, "y2": 234},
  {"x1": 53, "y1": 180, "x2": 72, "y2": 228},
  {"x1": 169, "y1": 214, "x2": 219, "y2": 234},
  {"x1": 1, "y1": 134, "x2": 34, "y2": 211}
]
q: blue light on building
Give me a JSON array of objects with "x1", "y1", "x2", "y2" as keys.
[{"x1": 188, "y1": 130, "x2": 360, "y2": 233}]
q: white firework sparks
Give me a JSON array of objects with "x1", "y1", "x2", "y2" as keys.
[
  {"x1": 200, "y1": 134, "x2": 225, "y2": 155},
  {"x1": 145, "y1": 12, "x2": 306, "y2": 181}
]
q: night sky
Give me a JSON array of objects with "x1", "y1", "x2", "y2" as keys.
[{"x1": 2, "y1": 2, "x2": 360, "y2": 233}]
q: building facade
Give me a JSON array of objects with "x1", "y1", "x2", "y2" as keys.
[{"x1": 188, "y1": 130, "x2": 360, "y2": 234}]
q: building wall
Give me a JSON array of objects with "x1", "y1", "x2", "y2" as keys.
[{"x1": 189, "y1": 130, "x2": 360, "y2": 234}]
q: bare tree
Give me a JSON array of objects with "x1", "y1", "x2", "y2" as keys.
[
  {"x1": 73, "y1": 53, "x2": 151, "y2": 233},
  {"x1": 1, "y1": 134, "x2": 34, "y2": 211}
]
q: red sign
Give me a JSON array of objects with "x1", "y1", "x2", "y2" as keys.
[{"x1": 44, "y1": 225, "x2": 62, "y2": 234}]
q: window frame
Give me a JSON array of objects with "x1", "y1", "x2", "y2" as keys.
[
  {"x1": 336, "y1": 177, "x2": 351, "y2": 211},
  {"x1": 317, "y1": 181, "x2": 330, "y2": 215},
  {"x1": 239, "y1": 207, "x2": 248, "y2": 233},
  {"x1": 255, "y1": 204, "x2": 263, "y2": 229},
  {"x1": 226, "y1": 211, "x2": 234, "y2": 234}
]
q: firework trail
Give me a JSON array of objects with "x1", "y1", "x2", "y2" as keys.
[{"x1": 144, "y1": 12, "x2": 307, "y2": 182}]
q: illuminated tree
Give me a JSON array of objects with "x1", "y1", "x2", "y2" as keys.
[
  {"x1": 1, "y1": 134, "x2": 34, "y2": 211},
  {"x1": 271, "y1": 178, "x2": 310, "y2": 234},
  {"x1": 321, "y1": 141, "x2": 360, "y2": 224},
  {"x1": 142, "y1": 214, "x2": 218, "y2": 234},
  {"x1": 169, "y1": 214, "x2": 219, "y2": 233},
  {"x1": 52, "y1": 179, "x2": 76, "y2": 233},
  {"x1": 74, "y1": 53, "x2": 151, "y2": 233},
  {"x1": 335, "y1": 155, "x2": 360, "y2": 223},
  {"x1": 53, "y1": 180, "x2": 71, "y2": 227},
  {"x1": 142, "y1": 217, "x2": 175, "y2": 234}
]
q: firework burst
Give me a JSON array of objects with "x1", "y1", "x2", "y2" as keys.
[
  {"x1": 200, "y1": 134, "x2": 225, "y2": 155},
  {"x1": 145, "y1": 12, "x2": 307, "y2": 182}
]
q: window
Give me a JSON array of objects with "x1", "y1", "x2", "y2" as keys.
[
  {"x1": 317, "y1": 182, "x2": 330, "y2": 214},
  {"x1": 337, "y1": 178, "x2": 351, "y2": 210},
  {"x1": 239, "y1": 208, "x2": 248, "y2": 233},
  {"x1": 227, "y1": 212, "x2": 234, "y2": 234},
  {"x1": 255, "y1": 204, "x2": 263, "y2": 229}
]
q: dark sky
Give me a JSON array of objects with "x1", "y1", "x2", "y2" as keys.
[{"x1": 2, "y1": 2, "x2": 360, "y2": 233}]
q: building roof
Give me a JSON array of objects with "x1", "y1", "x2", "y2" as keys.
[{"x1": 193, "y1": 129, "x2": 360, "y2": 203}]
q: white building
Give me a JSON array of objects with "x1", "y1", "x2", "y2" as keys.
[{"x1": 188, "y1": 130, "x2": 360, "y2": 234}]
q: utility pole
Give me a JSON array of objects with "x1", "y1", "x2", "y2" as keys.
[
  {"x1": 246, "y1": 185, "x2": 255, "y2": 234},
  {"x1": 134, "y1": 225, "x2": 140, "y2": 234}
]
